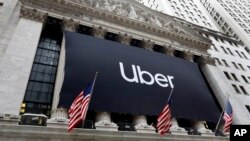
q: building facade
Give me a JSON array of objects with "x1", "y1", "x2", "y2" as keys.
[
  {"x1": 200, "y1": 0, "x2": 250, "y2": 51},
  {"x1": 0, "y1": 0, "x2": 242, "y2": 141}
]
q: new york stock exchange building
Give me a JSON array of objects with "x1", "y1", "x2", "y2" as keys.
[{"x1": 0, "y1": 0, "x2": 243, "y2": 141}]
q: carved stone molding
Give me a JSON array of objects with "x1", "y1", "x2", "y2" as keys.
[
  {"x1": 164, "y1": 45, "x2": 175, "y2": 56},
  {"x1": 118, "y1": 33, "x2": 132, "y2": 45},
  {"x1": 20, "y1": 6, "x2": 48, "y2": 23},
  {"x1": 182, "y1": 51, "x2": 194, "y2": 62},
  {"x1": 62, "y1": 18, "x2": 79, "y2": 32},
  {"x1": 142, "y1": 40, "x2": 154, "y2": 51},
  {"x1": 92, "y1": 26, "x2": 107, "y2": 39}
]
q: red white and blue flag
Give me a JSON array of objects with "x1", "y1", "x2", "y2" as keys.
[
  {"x1": 223, "y1": 101, "x2": 233, "y2": 133},
  {"x1": 68, "y1": 82, "x2": 94, "y2": 132},
  {"x1": 157, "y1": 89, "x2": 174, "y2": 135}
]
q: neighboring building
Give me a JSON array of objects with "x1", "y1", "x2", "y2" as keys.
[
  {"x1": 0, "y1": 0, "x2": 243, "y2": 141},
  {"x1": 135, "y1": 0, "x2": 219, "y2": 31},
  {"x1": 200, "y1": 0, "x2": 250, "y2": 51}
]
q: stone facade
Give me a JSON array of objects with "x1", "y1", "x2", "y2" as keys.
[{"x1": 0, "y1": 0, "x2": 234, "y2": 141}]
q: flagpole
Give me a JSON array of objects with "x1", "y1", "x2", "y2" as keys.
[
  {"x1": 81, "y1": 72, "x2": 98, "y2": 128},
  {"x1": 214, "y1": 96, "x2": 230, "y2": 135},
  {"x1": 167, "y1": 86, "x2": 174, "y2": 103}
]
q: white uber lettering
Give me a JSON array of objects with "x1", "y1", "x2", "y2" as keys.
[
  {"x1": 119, "y1": 62, "x2": 139, "y2": 83},
  {"x1": 119, "y1": 62, "x2": 174, "y2": 88}
]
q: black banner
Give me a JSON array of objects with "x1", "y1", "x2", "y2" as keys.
[{"x1": 59, "y1": 31, "x2": 220, "y2": 122}]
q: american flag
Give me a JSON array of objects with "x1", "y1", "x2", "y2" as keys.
[
  {"x1": 223, "y1": 101, "x2": 233, "y2": 133},
  {"x1": 157, "y1": 89, "x2": 174, "y2": 135},
  {"x1": 68, "y1": 83, "x2": 94, "y2": 132}
]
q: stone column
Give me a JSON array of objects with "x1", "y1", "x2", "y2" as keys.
[
  {"x1": 133, "y1": 115, "x2": 155, "y2": 133},
  {"x1": 95, "y1": 112, "x2": 118, "y2": 131},
  {"x1": 170, "y1": 118, "x2": 187, "y2": 135},
  {"x1": 48, "y1": 18, "x2": 79, "y2": 126},
  {"x1": 194, "y1": 121, "x2": 213, "y2": 136},
  {"x1": 164, "y1": 45, "x2": 175, "y2": 56},
  {"x1": 182, "y1": 51, "x2": 193, "y2": 62},
  {"x1": 0, "y1": 7, "x2": 46, "y2": 124},
  {"x1": 142, "y1": 39, "x2": 154, "y2": 51},
  {"x1": 92, "y1": 26, "x2": 107, "y2": 39},
  {"x1": 118, "y1": 33, "x2": 132, "y2": 45}
]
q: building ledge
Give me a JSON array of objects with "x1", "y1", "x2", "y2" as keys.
[{"x1": 0, "y1": 124, "x2": 229, "y2": 141}]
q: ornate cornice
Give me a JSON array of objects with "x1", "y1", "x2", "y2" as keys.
[
  {"x1": 20, "y1": 0, "x2": 212, "y2": 54},
  {"x1": 164, "y1": 45, "x2": 175, "y2": 56},
  {"x1": 62, "y1": 18, "x2": 79, "y2": 32},
  {"x1": 20, "y1": 6, "x2": 48, "y2": 22},
  {"x1": 92, "y1": 26, "x2": 107, "y2": 39},
  {"x1": 142, "y1": 40, "x2": 154, "y2": 51},
  {"x1": 199, "y1": 56, "x2": 216, "y2": 66},
  {"x1": 182, "y1": 51, "x2": 194, "y2": 62},
  {"x1": 118, "y1": 33, "x2": 132, "y2": 45}
]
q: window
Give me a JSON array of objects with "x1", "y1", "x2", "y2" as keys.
[
  {"x1": 226, "y1": 48, "x2": 234, "y2": 55},
  {"x1": 222, "y1": 59, "x2": 229, "y2": 67},
  {"x1": 242, "y1": 75, "x2": 249, "y2": 83},
  {"x1": 215, "y1": 58, "x2": 222, "y2": 65},
  {"x1": 240, "y1": 86, "x2": 248, "y2": 95},
  {"x1": 235, "y1": 50, "x2": 243, "y2": 58},
  {"x1": 241, "y1": 52, "x2": 248, "y2": 59},
  {"x1": 221, "y1": 46, "x2": 228, "y2": 54},
  {"x1": 224, "y1": 71, "x2": 232, "y2": 80},
  {"x1": 0, "y1": 2, "x2": 3, "y2": 8},
  {"x1": 245, "y1": 105, "x2": 250, "y2": 113},
  {"x1": 231, "y1": 73, "x2": 239, "y2": 81},
  {"x1": 232, "y1": 62, "x2": 239, "y2": 69},
  {"x1": 238, "y1": 63, "x2": 245, "y2": 71},
  {"x1": 232, "y1": 84, "x2": 241, "y2": 94},
  {"x1": 23, "y1": 18, "x2": 62, "y2": 117}
]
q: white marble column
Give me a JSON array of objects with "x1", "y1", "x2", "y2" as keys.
[
  {"x1": 170, "y1": 118, "x2": 187, "y2": 135},
  {"x1": 194, "y1": 121, "x2": 213, "y2": 136},
  {"x1": 95, "y1": 112, "x2": 118, "y2": 131},
  {"x1": 48, "y1": 18, "x2": 79, "y2": 126},
  {"x1": 133, "y1": 115, "x2": 155, "y2": 133},
  {"x1": 0, "y1": 8, "x2": 46, "y2": 124}
]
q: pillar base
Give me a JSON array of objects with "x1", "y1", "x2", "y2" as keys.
[
  {"x1": 95, "y1": 121, "x2": 118, "y2": 131},
  {"x1": 198, "y1": 128, "x2": 214, "y2": 136},
  {"x1": 0, "y1": 113, "x2": 20, "y2": 125},
  {"x1": 170, "y1": 126, "x2": 188, "y2": 135},
  {"x1": 134, "y1": 124, "x2": 155, "y2": 133}
]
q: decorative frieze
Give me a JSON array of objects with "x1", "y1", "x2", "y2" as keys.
[
  {"x1": 19, "y1": 0, "x2": 212, "y2": 54},
  {"x1": 20, "y1": 6, "x2": 47, "y2": 23}
]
